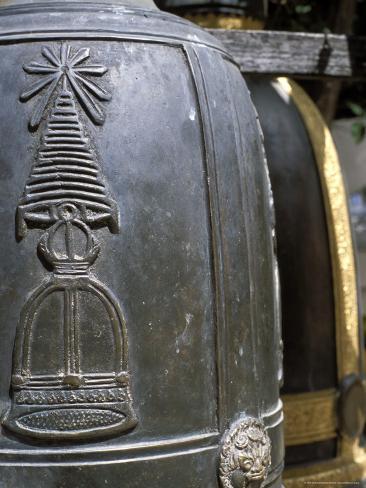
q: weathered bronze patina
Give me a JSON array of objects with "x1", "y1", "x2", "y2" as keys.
[
  {"x1": 157, "y1": 0, "x2": 366, "y2": 483},
  {"x1": 0, "y1": 0, "x2": 283, "y2": 486}
]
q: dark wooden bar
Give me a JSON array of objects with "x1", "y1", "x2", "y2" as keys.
[{"x1": 208, "y1": 29, "x2": 366, "y2": 79}]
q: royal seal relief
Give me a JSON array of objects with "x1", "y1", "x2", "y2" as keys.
[
  {"x1": 2, "y1": 44, "x2": 138, "y2": 440},
  {"x1": 220, "y1": 418, "x2": 271, "y2": 488}
]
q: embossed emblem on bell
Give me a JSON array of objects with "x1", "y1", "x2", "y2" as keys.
[
  {"x1": 220, "y1": 418, "x2": 271, "y2": 488},
  {"x1": 3, "y1": 44, "x2": 137, "y2": 440}
]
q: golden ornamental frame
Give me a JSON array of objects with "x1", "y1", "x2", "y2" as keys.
[{"x1": 278, "y1": 77, "x2": 366, "y2": 486}]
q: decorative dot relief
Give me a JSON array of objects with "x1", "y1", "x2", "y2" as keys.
[
  {"x1": 16, "y1": 409, "x2": 126, "y2": 432},
  {"x1": 15, "y1": 387, "x2": 130, "y2": 405}
]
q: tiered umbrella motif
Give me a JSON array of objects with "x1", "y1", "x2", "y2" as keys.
[{"x1": 17, "y1": 45, "x2": 119, "y2": 237}]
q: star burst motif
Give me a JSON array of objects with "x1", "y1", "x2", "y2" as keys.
[{"x1": 20, "y1": 44, "x2": 111, "y2": 129}]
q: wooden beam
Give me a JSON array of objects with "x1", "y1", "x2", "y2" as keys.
[
  {"x1": 207, "y1": 29, "x2": 366, "y2": 79},
  {"x1": 312, "y1": 0, "x2": 357, "y2": 123}
]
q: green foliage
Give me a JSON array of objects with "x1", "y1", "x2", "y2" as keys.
[
  {"x1": 346, "y1": 102, "x2": 366, "y2": 143},
  {"x1": 347, "y1": 102, "x2": 365, "y2": 117},
  {"x1": 294, "y1": 4, "x2": 312, "y2": 14},
  {"x1": 267, "y1": 1, "x2": 332, "y2": 33},
  {"x1": 351, "y1": 121, "x2": 366, "y2": 144}
]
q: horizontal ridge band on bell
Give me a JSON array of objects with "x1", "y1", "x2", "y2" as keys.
[{"x1": 0, "y1": 432, "x2": 220, "y2": 465}]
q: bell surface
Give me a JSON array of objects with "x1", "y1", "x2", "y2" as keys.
[
  {"x1": 0, "y1": 0, "x2": 283, "y2": 486},
  {"x1": 155, "y1": 0, "x2": 366, "y2": 482}
]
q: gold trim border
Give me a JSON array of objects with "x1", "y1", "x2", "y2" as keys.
[
  {"x1": 282, "y1": 389, "x2": 337, "y2": 446},
  {"x1": 277, "y1": 78, "x2": 359, "y2": 384},
  {"x1": 277, "y1": 78, "x2": 364, "y2": 483}
]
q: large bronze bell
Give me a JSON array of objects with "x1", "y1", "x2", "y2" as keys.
[{"x1": 0, "y1": 0, "x2": 283, "y2": 486}]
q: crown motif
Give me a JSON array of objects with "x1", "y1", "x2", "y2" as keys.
[{"x1": 38, "y1": 203, "x2": 100, "y2": 273}]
